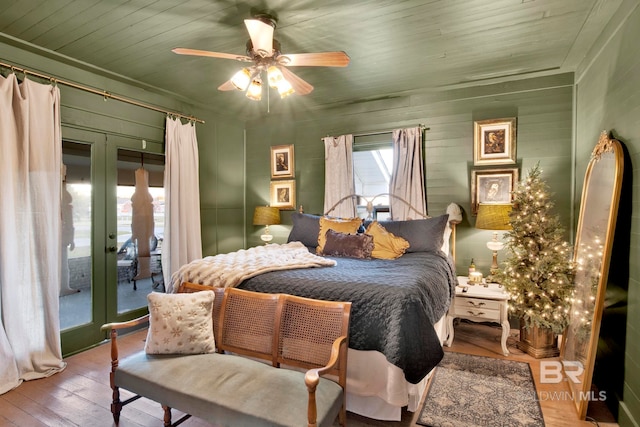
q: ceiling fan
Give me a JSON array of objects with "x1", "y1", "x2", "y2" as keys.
[{"x1": 172, "y1": 13, "x2": 350, "y2": 101}]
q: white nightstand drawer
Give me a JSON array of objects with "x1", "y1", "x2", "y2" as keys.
[
  {"x1": 454, "y1": 297, "x2": 501, "y2": 311},
  {"x1": 450, "y1": 305, "x2": 501, "y2": 322}
]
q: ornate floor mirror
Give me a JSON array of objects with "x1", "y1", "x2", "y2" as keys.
[{"x1": 560, "y1": 131, "x2": 624, "y2": 419}]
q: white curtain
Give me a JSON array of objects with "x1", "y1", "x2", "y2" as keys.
[
  {"x1": 389, "y1": 127, "x2": 426, "y2": 220},
  {"x1": 163, "y1": 117, "x2": 202, "y2": 290},
  {"x1": 0, "y1": 74, "x2": 66, "y2": 395},
  {"x1": 323, "y1": 135, "x2": 356, "y2": 218}
]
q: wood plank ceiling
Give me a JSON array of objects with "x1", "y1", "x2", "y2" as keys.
[{"x1": 0, "y1": 0, "x2": 620, "y2": 119}]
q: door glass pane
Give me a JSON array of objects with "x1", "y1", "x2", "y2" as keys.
[
  {"x1": 116, "y1": 149, "x2": 165, "y2": 314},
  {"x1": 60, "y1": 141, "x2": 93, "y2": 330}
]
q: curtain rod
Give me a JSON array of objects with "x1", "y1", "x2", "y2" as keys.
[
  {"x1": 321, "y1": 124, "x2": 429, "y2": 140},
  {"x1": 0, "y1": 60, "x2": 205, "y2": 124}
]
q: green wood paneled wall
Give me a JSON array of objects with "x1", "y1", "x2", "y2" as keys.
[
  {"x1": 199, "y1": 122, "x2": 246, "y2": 256},
  {"x1": 245, "y1": 74, "x2": 574, "y2": 276},
  {"x1": 575, "y1": 3, "x2": 640, "y2": 425}
]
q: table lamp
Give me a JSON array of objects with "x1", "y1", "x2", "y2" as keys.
[
  {"x1": 475, "y1": 203, "x2": 512, "y2": 281},
  {"x1": 253, "y1": 206, "x2": 281, "y2": 243}
]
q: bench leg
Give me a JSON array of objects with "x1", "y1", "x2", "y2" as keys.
[
  {"x1": 162, "y1": 405, "x2": 172, "y2": 427},
  {"x1": 110, "y1": 385, "x2": 122, "y2": 423},
  {"x1": 338, "y1": 399, "x2": 347, "y2": 427}
]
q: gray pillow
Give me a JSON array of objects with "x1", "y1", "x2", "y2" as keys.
[
  {"x1": 363, "y1": 214, "x2": 449, "y2": 253},
  {"x1": 287, "y1": 212, "x2": 321, "y2": 248},
  {"x1": 322, "y1": 229, "x2": 374, "y2": 259}
]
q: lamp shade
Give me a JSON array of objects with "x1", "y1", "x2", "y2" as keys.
[
  {"x1": 246, "y1": 78, "x2": 262, "y2": 101},
  {"x1": 231, "y1": 68, "x2": 252, "y2": 91},
  {"x1": 253, "y1": 206, "x2": 281, "y2": 226},
  {"x1": 475, "y1": 203, "x2": 512, "y2": 230}
]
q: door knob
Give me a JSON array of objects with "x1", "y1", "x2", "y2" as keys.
[
  {"x1": 108, "y1": 233, "x2": 116, "y2": 239},
  {"x1": 107, "y1": 246, "x2": 117, "y2": 252}
]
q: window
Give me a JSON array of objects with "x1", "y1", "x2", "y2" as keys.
[{"x1": 352, "y1": 135, "x2": 393, "y2": 220}]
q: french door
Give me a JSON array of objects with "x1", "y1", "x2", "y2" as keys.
[{"x1": 59, "y1": 127, "x2": 165, "y2": 356}]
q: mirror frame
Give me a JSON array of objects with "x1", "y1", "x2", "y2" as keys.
[{"x1": 560, "y1": 131, "x2": 624, "y2": 419}]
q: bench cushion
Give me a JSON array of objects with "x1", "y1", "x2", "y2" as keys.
[{"x1": 115, "y1": 351, "x2": 343, "y2": 427}]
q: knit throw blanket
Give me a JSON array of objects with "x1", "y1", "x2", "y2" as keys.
[{"x1": 168, "y1": 242, "x2": 336, "y2": 293}]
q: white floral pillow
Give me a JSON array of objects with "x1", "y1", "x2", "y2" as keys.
[{"x1": 144, "y1": 291, "x2": 216, "y2": 355}]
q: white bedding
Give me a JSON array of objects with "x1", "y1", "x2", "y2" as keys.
[
  {"x1": 168, "y1": 242, "x2": 336, "y2": 292},
  {"x1": 344, "y1": 315, "x2": 447, "y2": 420}
]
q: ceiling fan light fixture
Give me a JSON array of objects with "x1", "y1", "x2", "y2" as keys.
[
  {"x1": 230, "y1": 68, "x2": 252, "y2": 91},
  {"x1": 173, "y1": 10, "x2": 341, "y2": 100},
  {"x1": 267, "y1": 66, "x2": 284, "y2": 88},
  {"x1": 276, "y1": 79, "x2": 295, "y2": 98},
  {"x1": 245, "y1": 78, "x2": 263, "y2": 101}
]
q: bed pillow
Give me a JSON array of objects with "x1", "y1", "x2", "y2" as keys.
[
  {"x1": 144, "y1": 291, "x2": 216, "y2": 355},
  {"x1": 363, "y1": 214, "x2": 449, "y2": 254},
  {"x1": 287, "y1": 212, "x2": 322, "y2": 248},
  {"x1": 317, "y1": 216, "x2": 363, "y2": 254},
  {"x1": 365, "y1": 221, "x2": 410, "y2": 259},
  {"x1": 322, "y1": 229, "x2": 374, "y2": 259}
]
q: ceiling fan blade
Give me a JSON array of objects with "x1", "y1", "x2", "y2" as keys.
[
  {"x1": 217, "y1": 80, "x2": 237, "y2": 91},
  {"x1": 244, "y1": 19, "x2": 274, "y2": 55},
  {"x1": 280, "y1": 52, "x2": 350, "y2": 67},
  {"x1": 279, "y1": 67, "x2": 314, "y2": 95},
  {"x1": 172, "y1": 48, "x2": 251, "y2": 62}
]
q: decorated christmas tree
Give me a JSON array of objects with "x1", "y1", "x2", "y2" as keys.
[{"x1": 495, "y1": 164, "x2": 574, "y2": 335}]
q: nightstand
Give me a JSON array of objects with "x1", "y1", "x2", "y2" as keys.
[{"x1": 444, "y1": 276, "x2": 510, "y2": 356}]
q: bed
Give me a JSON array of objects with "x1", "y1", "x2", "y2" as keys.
[{"x1": 169, "y1": 205, "x2": 460, "y2": 421}]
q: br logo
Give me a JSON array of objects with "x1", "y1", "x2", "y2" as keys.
[{"x1": 540, "y1": 360, "x2": 583, "y2": 384}]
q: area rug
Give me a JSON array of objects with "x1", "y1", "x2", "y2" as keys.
[{"x1": 417, "y1": 351, "x2": 544, "y2": 427}]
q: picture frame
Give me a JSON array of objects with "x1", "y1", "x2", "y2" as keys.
[
  {"x1": 270, "y1": 180, "x2": 296, "y2": 210},
  {"x1": 270, "y1": 144, "x2": 295, "y2": 179},
  {"x1": 471, "y1": 167, "x2": 519, "y2": 215},
  {"x1": 474, "y1": 118, "x2": 517, "y2": 166}
]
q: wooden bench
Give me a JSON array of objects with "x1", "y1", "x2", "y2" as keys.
[{"x1": 101, "y1": 283, "x2": 351, "y2": 427}]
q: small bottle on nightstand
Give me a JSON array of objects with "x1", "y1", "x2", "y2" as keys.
[{"x1": 468, "y1": 258, "x2": 476, "y2": 277}]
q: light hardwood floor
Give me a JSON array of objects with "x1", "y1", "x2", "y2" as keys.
[{"x1": 0, "y1": 321, "x2": 618, "y2": 426}]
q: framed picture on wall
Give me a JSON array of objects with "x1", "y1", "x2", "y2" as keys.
[
  {"x1": 474, "y1": 118, "x2": 517, "y2": 165},
  {"x1": 270, "y1": 180, "x2": 296, "y2": 210},
  {"x1": 471, "y1": 167, "x2": 519, "y2": 215},
  {"x1": 270, "y1": 144, "x2": 295, "y2": 179}
]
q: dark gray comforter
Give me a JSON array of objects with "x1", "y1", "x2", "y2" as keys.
[{"x1": 239, "y1": 251, "x2": 457, "y2": 383}]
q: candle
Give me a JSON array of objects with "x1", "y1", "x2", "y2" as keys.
[{"x1": 469, "y1": 271, "x2": 483, "y2": 285}]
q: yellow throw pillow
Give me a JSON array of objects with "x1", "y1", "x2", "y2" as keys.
[
  {"x1": 365, "y1": 221, "x2": 410, "y2": 259},
  {"x1": 317, "y1": 216, "x2": 363, "y2": 254}
]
